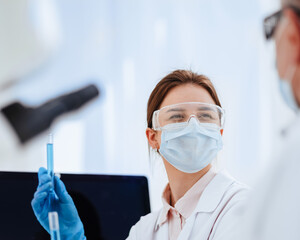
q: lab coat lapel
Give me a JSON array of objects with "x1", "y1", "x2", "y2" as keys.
[
  {"x1": 155, "y1": 221, "x2": 169, "y2": 239},
  {"x1": 176, "y1": 171, "x2": 235, "y2": 240},
  {"x1": 177, "y1": 214, "x2": 197, "y2": 240},
  {"x1": 194, "y1": 170, "x2": 235, "y2": 213}
]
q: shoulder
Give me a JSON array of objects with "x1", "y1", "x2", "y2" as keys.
[
  {"x1": 191, "y1": 170, "x2": 249, "y2": 214},
  {"x1": 210, "y1": 170, "x2": 249, "y2": 204},
  {"x1": 216, "y1": 171, "x2": 251, "y2": 208},
  {"x1": 218, "y1": 170, "x2": 250, "y2": 196},
  {"x1": 216, "y1": 171, "x2": 250, "y2": 211},
  {"x1": 126, "y1": 210, "x2": 161, "y2": 240},
  {"x1": 204, "y1": 172, "x2": 250, "y2": 239},
  {"x1": 136, "y1": 209, "x2": 161, "y2": 226}
]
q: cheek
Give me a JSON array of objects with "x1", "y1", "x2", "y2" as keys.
[
  {"x1": 275, "y1": 40, "x2": 288, "y2": 78},
  {"x1": 275, "y1": 23, "x2": 290, "y2": 78},
  {"x1": 294, "y1": 76, "x2": 300, "y2": 94},
  {"x1": 275, "y1": 24, "x2": 297, "y2": 79}
]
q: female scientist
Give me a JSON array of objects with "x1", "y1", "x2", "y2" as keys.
[{"x1": 32, "y1": 70, "x2": 248, "y2": 240}]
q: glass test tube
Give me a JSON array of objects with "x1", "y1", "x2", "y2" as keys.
[
  {"x1": 49, "y1": 211, "x2": 61, "y2": 240},
  {"x1": 47, "y1": 133, "x2": 54, "y2": 209},
  {"x1": 47, "y1": 134, "x2": 54, "y2": 179}
]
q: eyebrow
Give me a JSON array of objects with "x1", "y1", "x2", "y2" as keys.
[
  {"x1": 166, "y1": 108, "x2": 185, "y2": 113},
  {"x1": 165, "y1": 106, "x2": 217, "y2": 113},
  {"x1": 197, "y1": 107, "x2": 216, "y2": 112}
]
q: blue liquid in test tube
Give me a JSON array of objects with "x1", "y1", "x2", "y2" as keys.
[
  {"x1": 50, "y1": 230, "x2": 61, "y2": 240},
  {"x1": 50, "y1": 230, "x2": 60, "y2": 240},
  {"x1": 47, "y1": 134, "x2": 54, "y2": 209},
  {"x1": 47, "y1": 134, "x2": 54, "y2": 179}
]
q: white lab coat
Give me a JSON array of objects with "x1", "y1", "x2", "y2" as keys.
[
  {"x1": 127, "y1": 171, "x2": 249, "y2": 240},
  {"x1": 239, "y1": 115, "x2": 300, "y2": 240}
]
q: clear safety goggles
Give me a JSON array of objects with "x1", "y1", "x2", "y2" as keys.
[{"x1": 152, "y1": 102, "x2": 225, "y2": 130}]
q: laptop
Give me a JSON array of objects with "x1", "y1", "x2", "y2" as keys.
[{"x1": 0, "y1": 171, "x2": 150, "y2": 240}]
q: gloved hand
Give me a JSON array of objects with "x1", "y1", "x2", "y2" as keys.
[{"x1": 31, "y1": 167, "x2": 86, "y2": 240}]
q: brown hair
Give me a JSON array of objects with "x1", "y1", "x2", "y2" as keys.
[
  {"x1": 283, "y1": 0, "x2": 300, "y2": 8},
  {"x1": 147, "y1": 70, "x2": 221, "y2": 128}
]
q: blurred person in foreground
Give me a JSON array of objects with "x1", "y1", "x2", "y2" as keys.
[{"x1": 236, "y1": 0, "x2": 300, "y2": 239}]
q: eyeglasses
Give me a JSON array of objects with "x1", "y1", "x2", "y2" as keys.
[
  {"x1": 263, "y1": 5, "x2": 300, "y2": 40},
  {"x1": 152, "y1": 102, "x2": 225, "y2": 131}
]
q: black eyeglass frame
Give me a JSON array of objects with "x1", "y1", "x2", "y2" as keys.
[{"x1": 263, "y1": 5, "x2": 300, "y2": 40}]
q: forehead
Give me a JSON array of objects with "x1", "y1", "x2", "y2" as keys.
[{"x1": 159, "y1": 84, "x2": 216, "y2": 109}]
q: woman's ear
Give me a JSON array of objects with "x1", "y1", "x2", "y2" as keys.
[{"x1": 146, "y1": 128, "x2": 159, "y2": 149}]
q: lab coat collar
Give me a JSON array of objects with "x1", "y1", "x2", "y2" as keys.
[
  {"x1": 155, "y1": 170, "x2": 235, "y2": 231},
  {"x1": 193, "y1": 170, "x2": 235, "y2": 213},
  {"x1": 281, "y1": 113, "x2": 300, "y2": 138}
]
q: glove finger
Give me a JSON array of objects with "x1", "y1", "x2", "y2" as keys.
[
  {"x1": 38, "y1": 167, "x2": 50, "y2": 187},
  {"x1": 38, "y1": 167, "x2": 47, "y2": 178},
  {"x1": 31, "y1": 191, "x2": 48, "y2": 214},
  {"x1": 37, "y1": 175, "x2": 52, "y2": 190},
  {"x1": 54, "y1": 176, "x2": 72, "y2": 203},
  {"x1": 35, "y1": 182, "x2": 53, "y2": 198}
]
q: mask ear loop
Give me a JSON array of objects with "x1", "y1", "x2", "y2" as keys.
[
  {"x1": 148, "y1": 118, "x2": 163, "y2": 176},
  {"x1": 149, "y1": 145, "x2": 166, "y2": 179}
]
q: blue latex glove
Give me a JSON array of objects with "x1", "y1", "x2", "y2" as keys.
[{"x1": 31, "y1": 167, "x2": 86, "y2": 240}]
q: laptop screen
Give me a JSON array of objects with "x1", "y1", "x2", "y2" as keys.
[{"x1": 0, "y1": 171, "x2": 150, "y2": 240}]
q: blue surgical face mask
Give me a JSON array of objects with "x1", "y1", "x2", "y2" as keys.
[{"x1": 159, "y1": 117, "x2": 223, "y2": 173}]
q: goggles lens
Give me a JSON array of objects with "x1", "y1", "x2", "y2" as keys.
[
  {"x1": 263, "y1": 6, "x2": 300, "y2": 40},
  {"x1": 152, "y1": 102, "x2": 225, "y2": 130},
  {"x1": 263, "y1": 10, "x2": 282, "y2": 40}
]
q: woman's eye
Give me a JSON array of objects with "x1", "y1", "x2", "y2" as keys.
[
  {"x1": 198, "y1": 113, "x2": 214, "y2": 119},
  {"x1": 169, "y1": 114, "x2": 184, "y2": 120}
]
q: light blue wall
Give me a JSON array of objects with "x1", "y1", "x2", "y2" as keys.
[{"x1": 13, "y1": 0, "x2": 292, "y2": 210}]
